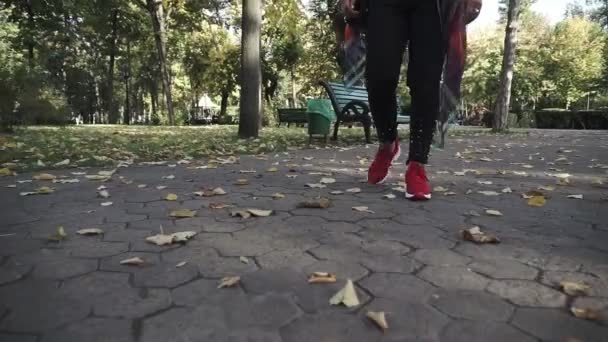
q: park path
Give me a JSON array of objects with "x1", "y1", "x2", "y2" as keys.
[{"x1": 1, "y1": 129, "x2": 607, "y2": 342}]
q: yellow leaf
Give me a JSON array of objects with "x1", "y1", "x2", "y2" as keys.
[
  {"x1": 76, "y1": 228, "x2": 104, "y2": 235},
  {"x1": 0, "y1": 168, "x2": 12, "y2": 177},
  {"x1": 218, "y1": 276, "x2": 241, "y2": 289},
  {"x1": 36, "y1": 186, "x2": 55, "y2": 194},
  {"x1": 165, "y1": 193, "x2": 178, "y2": 201},
  {"x1": 272, "y1": 192, "x2": 285, "y2": 199},
  {"x1": 570, "y1": 307, "x2": 602, "y2": 321},
  {"x1": 560, "y1": 281, "x2": 591, "y2": 296},
  {"x1": 527, "y1": 196, "x2": 547, "y2": 207},
  {"x1": 462, "y1": 226, "x2": 501, "y2": 244},
  {"x1": 366, "y1": 311, "x2": 389, "y2": 332},
  {"x1": 329, "y1": 279, "x2": 360, "y2": 307},
  {"x1": 234, "y1": 178, "x2": 249, "y2": 186},
  {"x1": 267, "y1": 167, "x2": 278, "y2": 172},
  {"x1": 433, "y1": 186, "x2": 448, "y2": 192},
  {"x1": 33, "y1": 173, "x2": 56, "y2": 181},
  {"x1": 48, "y1": 226, "x2": 67, "y2": 242},
  {"x1": 308, "y1": 272, "x2": 337, "y2": 284},
  {"x1": 170, "y1": 209, "x2": 196, "y2": 218},
  {"x1": 120, "y1": 257, "x2": 145, "y2": 266}
]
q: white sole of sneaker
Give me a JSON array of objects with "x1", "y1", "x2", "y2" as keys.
[
  {"x1": 405, "y1": 192, "x2": 432, "y2": 200},
  {"x1": 371, "y1": 146, "x2": 401, "y2": 185}
]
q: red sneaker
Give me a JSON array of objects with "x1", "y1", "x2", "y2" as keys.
[
  {"x1": 367, "y1": 139, "x2": 401, "y2": 184},
  {"x1": 405, "y1": 161, "x2": 431, "y2": 200}
]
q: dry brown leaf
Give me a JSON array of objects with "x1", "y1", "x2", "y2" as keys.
[
  {"x1": 76, "y1": 228, "x2": 104, "y2": 235},
  {"x1": 478, "y1": 191, "x2": 500, "y2": 196},
  {"x1": 218, "y1": 276, "x2": 241, "y2": 288},
  {"x1": 308, "y1": 272, "x2": 337, "y2": 284},
  {"x1": 209, "y1": 203, "x2": 230, "y2": 209},
  {"x1": 239, "y1": 256, "x2": 249, "y2": 264},
  {"x1": 170, "y1": 209, "x2": 197, "y2": 218},
  {"x1": 366, "y1": 311, "x2": 389, "y2": 332},
  {"x1": 433, "y1": 186, "x2": 448, "y2": 192},
  {"x1": 267, "y1": 167, "x2": 278, "y2": 172},
  {"x1": 557, "y1": 177, "x2": 571, "y2": 186},
  {"x1": 247, "y1": 209, "x2": 273, "y2": 217},
  {"x1": 171, "y1": 231, "x2": 197, "y2": 242},
  {"x1": 234, "y1": 178, "x2": 249, "y2": 186},
  {"x1": 231, "y1": 210, "x2": 252, "y2": 219},
  {"x1": 352, "y1": 206, "x2": 374, "y2": 213},
  {"x1": 501, "y1": 187, "x2": 513, "y2": 193},
  {"x1": 48, "y1": 226, "x2": 67, "y2": 242},
  {"x1": 120, "y1": 257, "x2": 145, "y2": 266},
  {"x1": 146, "y1": 231, "x2": 197, "y2": 246},
  {"x1": 560, "y1": 281, "x2": 591, "y2": 296},
  {"x1": 165, "y1": 193, "x2": 178, "y2": 201},
  {"x1": 329, "y1": 279, "x2": 360, "y2": 307},
  {"x1": 571, "y1": 307, "x2": 602, "y2": 321},
  {"x1": 462, "y1": 226, "x2": 500, "y2": 244},
  {"x1": 485, "y1": 209, "x2": 503, "y2": 217},
  {"x1": 272, "y1": 192, "x2": 285, "y2": 199},
  {"x1": 298, "y1": 198, "x2": 331, "y2": 209},
  {"x1": 33, "y1": 173, "x2": 56, "y2": 181},
  {"x1": 527, "y1": 196, "x2": 547, "y2": 207}
]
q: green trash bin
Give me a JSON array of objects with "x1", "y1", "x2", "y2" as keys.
[{"x1": 306, "y1": 99, "x2": 335, "y2": 144}]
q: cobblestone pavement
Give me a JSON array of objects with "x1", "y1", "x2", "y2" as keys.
[{"x1": 1, "y1": 129, "x2": 608, "y2": 342}]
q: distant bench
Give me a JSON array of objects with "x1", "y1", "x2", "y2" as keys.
[
  {"x1": 320, "y1": 81, "x2": 410, "y2": 143},
  {"x1": 277, "y1": 108, "x2": 308, "y2": 127}
]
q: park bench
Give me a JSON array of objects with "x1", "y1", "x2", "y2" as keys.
[
  {"x1": 277, "y1": 108, "x2": 308, "y2": 127},
  {"x1": 320, "y1": 81, "x2": 410, "y2": 143}
]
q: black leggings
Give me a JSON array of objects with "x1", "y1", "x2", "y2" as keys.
[{"x1": 366, "y1": 0, "x2": 444, "y2": 164}]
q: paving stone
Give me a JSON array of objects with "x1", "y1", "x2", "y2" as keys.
[
  {"x1": 418, "y1": 266, "x2": 490, "y2": 291},
  {"x1": 469, "y1": 258, "x2": 539, "y2": 280},
  {"x1": 140, "y1": 306, "x2": 229, "y2": 342},
  {"x1": 248, "y1": 293, "x2": 302, "y2": 328},
  {"x1": 173, "y1": 278, "x2": 245, "y2": 306},
  {"x1": 100, "y1": 252, "x2": 162, "y2": 272},
  {"x1": 61, "y1": 272, "x2": 129, "y2": 297},
  {"x1": 361, "y1": 240, "x2": 411, "y2": 255},
  {"x1": 13, "y1": 249, "x2": 97, "y2": 280},
  {"x1": 486, "y1": 279, "x2": 567, "y2": 307},
  {"x1": 359, "y1": 255, "x2": 419, "y2": 273},
  {"x1": 439, "y1": 320, "x2": 536, "y2": 342},
  {"x1": 127, "y1": 218, "x2": 175, "y2": 231},
  {"x1": 320, "y1": 221, "x2": 361, "y2": 233},
  {"x1": 0, "y1": 259, "x2": 32, "y2": 285},
  {"x1": 301, "y1": 260, "x2": 369, "y2": 281},
  {"x1": 62, "y1": 238, "x2": 129, "y2": 258},
  {"x1": 102, "y1": 228, "x2": 152, "y2": 242},
  {"x1": 94, "y1": 288, "x2": 172, "y2": 319},
  {"x1": 133, "y1": 263, "x2": 198, "y2": 288},
  {"x1": 41, "y1": 317, "x2": 134, "y2": 342},
  {"x1": 162, "y1": 243, "x2": 258, "y2": 277},
  {"x1": 541, "y1": 271, "x2": 608, "y2": 297},
  {"x1": 0, "y1": 237, "x2": 43, "y2": 256},
  {"x1": 257, "y1": 248, "x2": 318, "y2": 270},
  {"x1": 429, "y1": 289, "x2": 514, "y2": 321},
  {"x1": 413, "y1": 249, "x2": 472, "y2": 267},
  {"x1": 103, "y1": 210, "x2": 147, "y2": 224},
  {"x1": 358, "y1": 225, "x2": 456, "y2": 249},
  {"x1": 0, "y1": 334, "x2": 37, "y2": 342},
  {"x1": 227, "y1": 329, "x2": 283, "y2": 342},
  {"x1": 280, "y1": 312, "x2": 380, "y2": 342},
  {"x1": 360, "y1": 273, "x2": 437, "y2": 301},
  {"x1": 512, "y1": 308, "x2": 608, "y2": 342},
  {"x1": 363, "y1": 298, "x2": 451, "y2": 341}
]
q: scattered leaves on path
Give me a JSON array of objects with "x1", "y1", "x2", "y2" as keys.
[
  {"x1": 352, "y1": 206, "x2": 374, "y2": 214},
  {"x1": 366, "y1": 311, "x2": 389, "y2": 332},
  {"x1": 165, "y1": 193, "x2": 178, "y2": 201},
  {"x1": 298, "y1": 198, "x2": 331, "y2": 209},
  {"x1": 48, "y1": 226, "x2": 67, "y2": 242},
  {"x1": 169, "y1": 209, "x2": 197, "y2": 218},
  {"x1": 567, "y1": 194, "x2": 584, "y2": 199},
  {"x1": 560, "y1": 281, "x2": 591, "y2": 296},
  {"x1": 146, "y1": 231, "x2": 197, "y2": 246},
  {"x1": 329, "y1": 279, "x2": 360, "y2": 307},
  {"x1": 308, "y1": 272, "x2": 337, "y2": 284},
  {"x1": 76, "y1": 228, "x2": 104, "y2": 235},
  {"x1": 485, "y1": 209, "x2": 503, "y2": 217},
  {"x1": 218, "y1": 276, "x2": 240, "y2": 289},
  {"x1": 462, "y1": 226, "x2": 500, "y2": 244},
  {"x1": 120, "y1": 257, "x2": 145, "y2": 266}
]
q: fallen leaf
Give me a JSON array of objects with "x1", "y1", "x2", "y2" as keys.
[
  {"x1": 76, "y1": 228, "x2": 104, "y2": 235},
  {"x1": 346, "y1": 188, "x2": 361, "y2": 193},
  {"x1": 146, "y1": 231, "x2": 197, "y2": 246},
  {"x1": 156, "y1": 185, "x2": 167, "y2": 190},
  {"x1": 433, "y1": 186, "x2": 448, "y2": 192},
  {"x1": 53, "y1": 178, "x2": 80, "y2": 184},
  {"x1": 567, "y1": 194, "x2": 583, "y2": 199},
  {"x1": 48, "y1": 226, "x2": 67, "y2": 242},
  {"x1": 560, "y1": 281, "x2": 591, "y2": 296},
  {"x1": 33, "y1": 173, "x2": 56, "y2": 181},
  {"x1": 479, "y1": 157, "x2": 493, "y2": 162},
  {"x1": 444, "y1": 191, "x2": 458, "y2": 196},
  {"x1": 97, "y1": 185, "x2": 107, "y2": 190},
  {"x1": 138, "y1": 184, "x2": 147, "y2": 188},
  {"x1": 176, "y1": 261, "x2": 187, "y2": 267},
  {"x1": 303, "y1": 157, "x2": 314, "y2": 161},
  {"x1": 230, "y1": 210, "x2": 252, "y2": 219},
  {"x1": 462, "y1": 226, "x2": 500, "y2": 244},
  {"x1": 267, "y1": 167, "x2": 278, "y2": 172},
  {"x1": 501, "y1": 187, "x2": 513, "y2": 193},
  {"x1": 383, "y1": 194, "x2": 396, "y2": 199},
  {"x1": 453, "y1": 171, "x2": 466, "y2": 176},
  {"x1": 557, "y1": 178, "x2": 571, "y2": 186},
  {"x1": 308, "y1": 272, "x2": 337, "y2": 284},
  {"x1": 465, "y1": 210, "x2": 481, "y2": 217},
  {"x1": 162, "y1": 174, "x2": 175, "y2": 180},
  {"x1": 234, "y1": 178, "x2": 249, "y2": 186},
  {"x1": 120, "y1": 257, "x2": 145, "y2": 266},
  {"x1": 306, "y1": 183, "x2": 326, "y2": 189},
  {"x1": 247, "y1": 209, "x2": 273, "y2": 217},
  {"x1": 527, "y1": 196, "x2": 547, "y2": 207},
  {"x1": 53, "y1": 159, "x2": 70, "y2": 167},
  {"x1": 329, "y1": 279, "x2": 360, "y2": 307},
  {"x1": 485, "y1": 209, "x2": 503, "y2": 217},
  {"x1": 240, "y1": 169, "x2": 257, "y2": 174},
  {"x1": 171, "y1": 231, "x2": 197, "y2": 242},
  {"x1": 85, "y1": 175, "x2": 109, "y2": 181},
  {"x1": 522, "y1": 164, "x2": 534, "y2": 169},
  {"x1": 272, "y1": 192, "x2": 285, "y2": 199},
  {"x1": 286, "y1": 174, "x2": 298, "y2": 179},
  {"x1": 0, "y1": 168, "x2": 12, "y2": 176},
  {"x1": 35, "y1": 186, "x2": 55, "y2": 194},
  {"x1": 170, "y1": 209, "x2": 197, "y2": 218},
  {"x1": 478, "y1": 191, "x2": 500, "y2": 196},
  {"x1": 352, "y1": 206, "x2": 374, "y2": 213},
  {"x1": 209, "y1": 203, "x2": 230, "y2": 209},
  {"x1": 218, "y1": 276, "x2": 241, "y2": 289},
  {"x1": 571, "y1": 307, "x2": 602, "y2": 321},
  {"x1": 330, "y1": 190, "x2": 344, "y2": 195},
  {"x1": 366, "y1": 311, "x2": 389, "y2": 332},
  {"x1": 239, "y1": 256, "x2": 249, "y2": 264},
  {"x1": 98, "y1": 190, "x2": 110, "y2": 198},
  {"x1": 477, "y1": 181, "x2": 493, "y2": 185},
  {"x1": 100, "y1": 201, "x2": 113, "y2": 207},
  {"x1": 165, "y1": 193, "x2": 178, "y2": 201},
  {"x1": 298, "y1": 198, "x2": 331, "y2": 209},
  {"x1": 320, "y1": 177, "x2": 336, "y2": 184}
]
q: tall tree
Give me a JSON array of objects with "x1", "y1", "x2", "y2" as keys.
[
  {"x1": 238, "y1": 0, "x2": 262, "y2": 138},
  {"x1": 493, "y1": 0, "x2": 523, "y2": 131}
]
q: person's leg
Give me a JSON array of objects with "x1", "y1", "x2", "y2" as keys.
[
  {"x1": 365, "y1": 0, "x2": 408, "y2": 184},
  {"x1": 366, "y1": 0, "x2": 408, "y2": 145},
  {"x1": 406, "y1": 0, "x2": 444, "y2": 165}
]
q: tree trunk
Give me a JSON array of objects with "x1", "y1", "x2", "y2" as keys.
[
  {"x1": 290, "y1": 66, "x2": 297, "y2": 108},
  {"x1": 124, "y1": 39, "x2": 131, "y2": 125},
  {"x1": 146, "y1": 0, "x2": 175, "y2": 125},
  {"x1": 238, "y1": 0, "x2": 263, "y2": 138},
  {"x1": 107, "y1": 9, "x2": 119, "y2": 124},
  {"x1": 493, "y1": 0, "x2": 522, "y2": 132},
  {"x1": 25, "y1": 0, "x2": 35, "y2": 70},
  {"x1": 150, "y1": 85, "x2": 158, "y2": 124},
  {"x1": 220, "y1": 90, "x2": 229, "y2": 118}
]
